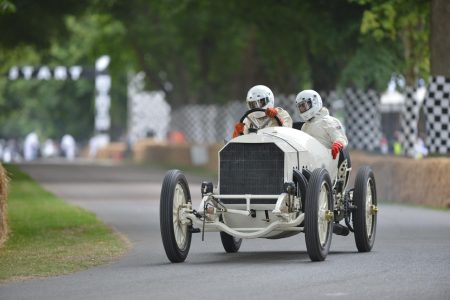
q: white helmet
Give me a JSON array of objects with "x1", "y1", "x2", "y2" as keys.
[
  {"x1": 295, "y1": 89, "x2": 322, "y2": 121},
  {"x1": 246, "y1": 85, "x2": 274, "y2": 110}
]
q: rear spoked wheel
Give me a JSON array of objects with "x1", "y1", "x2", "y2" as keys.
[
  {"x1": 353, "y1": 166, "x2": 377, "y2": 252},
  {"x1": 160, "y1": 170, "x2": 192, "y2": 262},
  {"x1": 304, "y1": 168, "x2": 334, "y2": 261}
]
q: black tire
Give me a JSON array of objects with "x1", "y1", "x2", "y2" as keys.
[
  {"x1": 220, "y1": 232, "x2": 242, "y2": 253},
  {"x1": 304, "y1": 168, "x2": 334, "y2": 261},
  {"x1": 160, "y1": 170, "x2": 192, "y2": 263},
  {"x1": 219, "y1": 215, "x2": 242, "y2": 253},
  {"x1": 293, "y1": 169, "x2": 308, "y2": 212},
  {"x1": 353, "y1": 166, "x2": 377, "y2": 252}
]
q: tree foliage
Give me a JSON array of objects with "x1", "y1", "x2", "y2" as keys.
[
  {"x1": 430, "y1": 0, "x2": 450, "y2": 76},
  {"x1": 0, "y1": 0, "x2": 15, "y2": 14},
  {"x1": 339, "y1": 38, "x2": 401, "y2": 90},
  {"x1": 353, "y1": 0, "x2": 430, "y2": 85},
  {"x1": 0, "y1": 0, "x2": 432, "y2": 141}
]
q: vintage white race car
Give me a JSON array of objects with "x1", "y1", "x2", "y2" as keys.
[{"x1": 160, "y1": 108, "x2": 378, "y2": 262}]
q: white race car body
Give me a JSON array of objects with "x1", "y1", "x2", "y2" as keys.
[
  {"x1": 220, "y1": 126, "x2": 339, "y2": 189},
  {"x1": 160, "y1": 115, "x2": 377, "y2": 263},
  {"x1": 188, "y1": 127, "x2": 340, "y2": 239}
]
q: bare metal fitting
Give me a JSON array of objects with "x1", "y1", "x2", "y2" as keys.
[
  {"x1": 370, "y1": 205, "x2": 379, "y2": 215},
  {"x1": 205, "y1": 205, "x2": 217, "y2": 222},
  {"x1": 206, "y1": 206, "x2": 215, "y2": 215},
  {"x1": 325, "y1": 210, "x2": 334, "y2": 222}
]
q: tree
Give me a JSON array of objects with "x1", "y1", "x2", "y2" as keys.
[
  {"x1": 0, "y1": 0, "x2": 15, "y2": 15},
  {"x1": 426, "y1": 0, "x2": 450, "y2": 155},
  {"x1": 0, "y1": 0, "x2": 89, "y2": 49},
  {"x1": 98, "y1": 0, "x2": 368, "y2": 104},
  {"x1": 339, "y1": 37, "x2": 401, "y2": 90},
  {"x1": 430, "y1": 0, "x2": 450, "y2": 76},
  {"x1": 1, "y1": 0, "x2": 405, "y2": 141},
  {"x1": 354, "y1": 0, "x2": 430, "y2": 86}
]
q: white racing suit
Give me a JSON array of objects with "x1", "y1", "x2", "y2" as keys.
[
  {"x1": 243, "y1": 107, "x2": 293, "y2": 134},
  {"x1": 301, "y1": 107, "x2": 348, "y2": 148}
]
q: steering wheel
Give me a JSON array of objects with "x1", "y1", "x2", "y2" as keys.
[{"x1": 239, "y1": 108, "x2": 283, "y2": 130}]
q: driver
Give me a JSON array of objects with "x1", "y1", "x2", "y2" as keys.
[
  {"x1": 233, "y1": 85, "x2": 293, "y2": 138},
  {"x1": 295, "y1": 89, "x2": 348, "y2": 159}
]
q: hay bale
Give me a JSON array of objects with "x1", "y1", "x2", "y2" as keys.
[
  {"x1": 142, "y1": 143, "x2": 191, "y2": 166},
  {"x1": 96, "y1": 142, "x2": 127, "y2": 160},
  {"x1": 349, "y1": 151, "x2": 450, "y2": 208},
  {"x1": 0, "y1": 164, "x2": 8, "y2": 246},
  {"x1": 207, "y1": 143, "x2": 223, "y2": 171},
  {"x1": 133, "y1": 139, "x2": 168, "y2": 163}
]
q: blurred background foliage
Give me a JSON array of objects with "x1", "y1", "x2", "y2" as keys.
[{"x1": 0, "y1": 0, "x2": 430, "y2": 141}]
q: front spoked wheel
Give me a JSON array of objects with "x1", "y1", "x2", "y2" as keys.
[
  {"x1": 304, "y1": 168, "x2": 334, "y2": 261},
  {"x1": 160, "y1": 170, "x2": 192, "y2": 262},
  {"x1": 353, "y1": 166, "x2": 377, "y2": 252}
]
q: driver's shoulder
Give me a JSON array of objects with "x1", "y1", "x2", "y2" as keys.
[
  {"x1": 275, "y1": 106, "x2": 292, "y2": 117},
  {"x1": 322, "y1": 115, "x2": 342, "y2": 127},
  {"x1": 275, "y1": 106, "x2": 287, "y2": 112}
]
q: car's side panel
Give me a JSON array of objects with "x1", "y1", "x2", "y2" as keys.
[{"x1": 259, "y1": 127, "x2": 339, "y2": 181}]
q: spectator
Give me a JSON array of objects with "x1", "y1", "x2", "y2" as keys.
[
  {"x1": 414, "y1": 136, "x2": 428, "y2": 159},
  {"x1": 24, "y1": 132, "x2": 39, "y2": 161},
  {"x1": 61, "y1": 134, "x2": 76, "y2": 161},
  {"x1": 42, "y1": 139, "x2": 57, "y2": 158},
  {"x1": 380, "y1": 135, "x2": 389, "y2": 155},
  {"x1": 168, "y1": 131, "x2": 186, "y2": 144},
  {"x1": 392, "y1": 131, "x2": 403, "y2": 156}
]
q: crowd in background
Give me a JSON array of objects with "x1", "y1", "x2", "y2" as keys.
[{"x1": 0, "y1": 132, "x2": 76, "y2": 163}]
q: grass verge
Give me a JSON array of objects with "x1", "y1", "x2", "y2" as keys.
[{"x1": 0, "y1": 164, "x2": 129, "y2": 283}]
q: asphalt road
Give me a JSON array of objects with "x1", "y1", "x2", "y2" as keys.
[{"x1": 1, "y1": 162, "x2": 450, "y2": 300}]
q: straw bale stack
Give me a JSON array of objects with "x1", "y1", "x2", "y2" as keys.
[{"x1": 0, "y1": 164, "x2": 8, "y2": 246}]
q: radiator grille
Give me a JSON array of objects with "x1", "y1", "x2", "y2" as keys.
[{"x1": 219, "y1": 143, "x2": 284, "y2": 203}]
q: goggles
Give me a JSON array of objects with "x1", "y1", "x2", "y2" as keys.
[
  {"x1": 297, "y1": 99, "x2": 312, "y2": 113},
  {"x1": 247, "y1": 97, "x2": 270, "y2": 110}
]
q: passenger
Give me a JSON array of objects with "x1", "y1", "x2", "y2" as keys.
[
  {"x1": 233, "y1": 85, "x2": 293, "y2": 138},
  {"x1": 295, "y1": 90, "x2": 348, "y2": 159}
]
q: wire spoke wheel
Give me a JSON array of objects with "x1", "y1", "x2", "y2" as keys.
[
  {"x1": 173, "y1": 183, "x2": 188, "y2": 249},
  {"x1": 318, "y1": 184, "x2": 330, "y2": 246},
  {"x1": 353, "y1": 166, "x2": 377, "y2": 252},
  {"x1": 160, "y1": 170, "x2": 192, "y2": 262},
  {"x1": 365, "y1": 181, "x2": 374, "y2": 237},
  {"x1": 305, "y1": 168, "x2": 333, "y2": 261}
]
